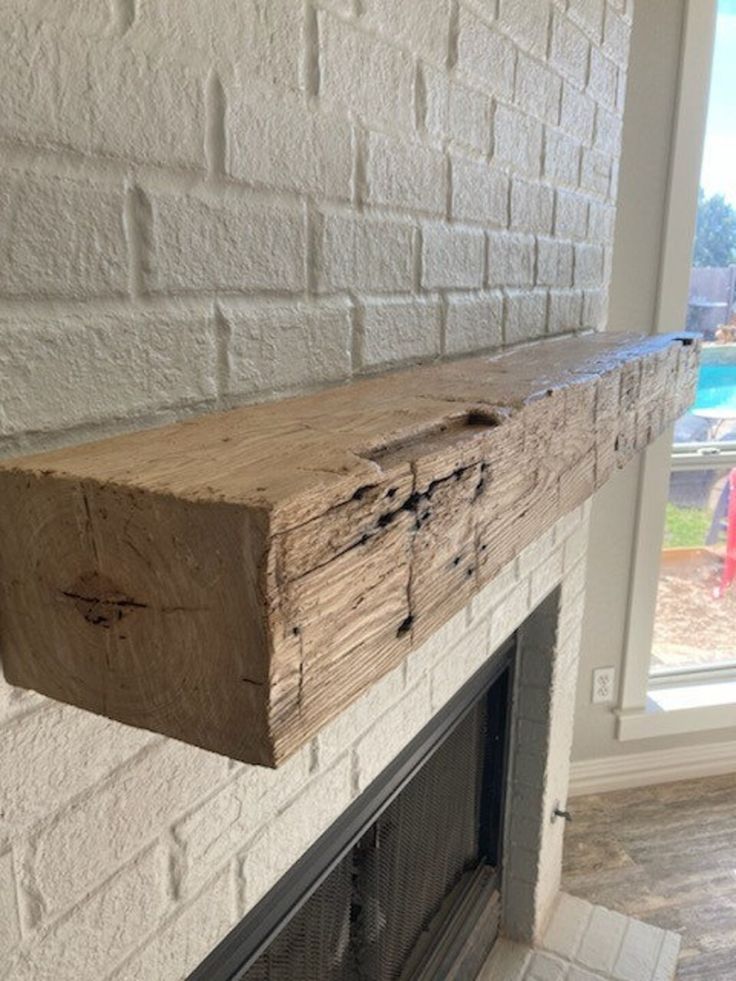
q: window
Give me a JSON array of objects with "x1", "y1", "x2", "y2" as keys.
[{"x1": 650, "y1": 0, "x2": 736, "y2": 684}]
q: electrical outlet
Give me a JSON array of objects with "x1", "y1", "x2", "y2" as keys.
[{"x1": 592, "y1": 667, "x2": 615, "y2": 704}]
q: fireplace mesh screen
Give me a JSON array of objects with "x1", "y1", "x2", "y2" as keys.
[{"x1": 243, "y1": 701, "x2": 489, "y2": 981}]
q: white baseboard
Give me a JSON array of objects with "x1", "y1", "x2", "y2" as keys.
[{"x1": 569, "y1": 739, "x2": 736, "y2": 797}]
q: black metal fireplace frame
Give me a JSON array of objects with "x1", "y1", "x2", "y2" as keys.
[{"x1": 189, "y1": 634, "x2": 516, "y2": 981}]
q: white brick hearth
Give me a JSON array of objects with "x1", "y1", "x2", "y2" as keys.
[{"x1": 481, "y1": 893, "x2": 681, "y2": 981}]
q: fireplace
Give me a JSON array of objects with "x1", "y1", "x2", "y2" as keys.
[{"x1": 190, "y1": 639, "x2": 514, "y2": 981}]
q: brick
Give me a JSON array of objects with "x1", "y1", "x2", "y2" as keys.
[
  {"x1": 446, "y1": 292, "x2": 503, "y2": 355},
  {"x1": 530, "y1": 548, "x2": 564, "y2": 607},
  {"x1": 515, "y1": 54, "x2": 561, "y2": 125},
  {"x1": 511, "y1": 179, "x2": 554, "y2": 234},
  {"x1": 366, "y1": 132, "x2": 446, "y2": 215},
  {"x1": 431, "y1": 621, "x2": 490, "y2": 708},
  {"x1": 353, "y1": 678, "x2": 431, "y2": 791},
  {"x1": 526, "y1": 951, "x2": 567, "y2": 980},
  {"x1": 567, "y1": 969, "x2": 605, "y2": 981},
  {"x1": 550, "y1": 14, "x2": 590, "y2": 89},
  {"x1": 175, "y1": 744, "x2": 312, "y2": 895},
  {"x1": 227, "y1": 88, "x2": 352, "y2": 199},
  {"x1": 587, "y1": 201, "x2": 614, "y2": 243},
  {"x1": 588, "y1": 47, "x2": 618, "y2": 108},
  {"x1": 603, "y1": 5, "x2": 631, "y2": 68},
  {"x1": 488, "y1": 572, "x2": 531, "y2": 651},
  {"x1": 241, "y1": 757, "x2": 352, "y2": 909},
  {"x1": 451, "y1": 157, "x2": 509, "y2": 226},
  {"x1": 422, "y1": 63, "x2": 449, "y2": 138},
  {"x1": 0, "y1": 24, "x2": 78, "y2": 149},
  {"x1": 25, "y1": 741, "x2": 228, "y2": 918},
  {"x1": 110, "y1": 870, "x2": 234, "y2": 981},
  {"x1": 542, "y1": 892, "x2": 592, "y2": 959},
  {"x1": 222, "y1": 300, "x2": 352, "y2": 398},
  {"x1": 537, "y1": 238, "x2": 574, "y2": 287},
  {"x1": 487, "y1": 231, "x2": 535, "y2": 287},
  {"x1": 580, "y1": 147, "x2": 611, "y2": 196},
  {"x1": 0, "y1": 25, "x2": 204, "y2": 170},
  {"x1": 518, "y1": 527, "x2": 557, "y2": 577},
  {"x1": 544, "y1": 129, "x2": 581, "y2": 186},
  {"x1": 548, "y1": 289, "x2": 583, "y2": 334},
  {"x1": 404, "y1": 607, "x2": 469, "y2": 687},
  {"x1": 456, "y1": 7, "x2": 515, "y2": 99},
  {"x1": 481, "y1": 938, "x2": 532, "y2": 979},
  {"x1": 560, "y1": 83, "x2": 596, "y2": 144},
  {"x1": 574, "y1": 243, "x2": 604, "y2": 286},
  {"x1": 576, "y1": 905, "x2": 628, "y2": 974},
  {"x1": 653, "y1": 932, "x2": 682, "y2": 981},
  {"x1": 613, "y1": 919, "x2": 669, "y2": 981},
  {"x1": 361, "y1": 297, "x2": 442, "y2": 367},
  {"x1": 494, "y1": 103, "x2": 544, "y2": 178},
  {"x1": 5, "y1": 846, "x2": 166, "y2": 981},
  {"x1": 132, "y1": 0, "x2": 302, "y2": 90},
  {"x1": 594, "y1": 104, "x2": 622, "y2": 155},
  {"x1": 147, "y1": 191, "x2": 306, "y2": 294},
  {"x1": 88, "y1": 40, "x2": 204, "y2": 169},
  {"x1": 555, "y1": 189, "x2": 588, "y2": 240},
  {"x1": 316, "y1": 213, "x2": 414, "y2": 294},
  {"x1": 505, "y1": 290, "x2": 547, "y2": 344},
  {"x1": 0, "y1": 850, "x2": 19, "y2": 958},
  {"x1": 498, "y1": 0, "x2": 551, "y2": 58},
  {"x1": 0, "y1": 308, "x2": 217, "y2": 437},
  {"x1": 316, "y1": 663, "x2": 406, "y2": 767},
  {"x1": 448, "y1": 82, "x2": 491, "y2": 153},
  {"x1": 503, "y1": 875, "x2": 537, "y2": 941},
  {"x1": 0, "y1": 171, "x2": 127, "y2": 299},
  {"x1": 9, "y1": 0, "x2": 116, "y2": 35},
  {"x1": 568, "y1": 0, "x2": 605, "y2": 41},
  {"x1": 361, "y1": 0, "x2": 451, "y2": 65},
  {"x1": 320, "y1": 13, "x2": 414, "y2": 130},
  {"x1": 0, "y1": 706, "x2": 152, "y2": 839},
  {"x1": 470, "y1": 556, "x2": 519, "y2": 621},
  {"x1": 422, "y1": 224, "x2": 485, "y2": 289}
]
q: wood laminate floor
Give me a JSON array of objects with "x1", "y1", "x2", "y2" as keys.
[{"x1": 562, "y1": 773, "x2": 736, "y2": 980}]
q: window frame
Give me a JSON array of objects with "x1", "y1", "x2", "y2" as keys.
[{"x1": 616, "y1": 0, "x2": 727, "y2": 740}]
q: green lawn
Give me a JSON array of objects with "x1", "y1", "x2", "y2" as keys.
[{"x1": 663, "y1": 502, "x2": 712, "y2": 548}]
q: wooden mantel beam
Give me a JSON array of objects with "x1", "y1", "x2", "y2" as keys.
[{"x1": 0, "y1": 333, "x2": 699, "y2": 766}]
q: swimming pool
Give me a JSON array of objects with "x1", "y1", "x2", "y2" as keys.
[
  {"x1": 694, "y1": 363, "x2": 736, "y2": 413},
  {"x1": 693, "y1": 345, "x2": 736, "y2": 414}
]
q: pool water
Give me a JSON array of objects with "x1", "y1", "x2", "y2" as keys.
[{"x1": 693, "y1": 362, "x2": 736, "y2": 413}]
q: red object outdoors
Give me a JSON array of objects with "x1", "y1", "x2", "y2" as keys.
[{"x1": 720, "y1": 468, "x2": 736, "y2": 595}]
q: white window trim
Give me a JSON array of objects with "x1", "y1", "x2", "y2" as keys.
[{"x1": 616, "y1": 0, "x2": 731, "y2": 741}]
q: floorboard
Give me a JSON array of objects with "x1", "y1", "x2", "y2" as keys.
[{"x1": 562, "y1": 772, "x2": 736, "y2": 979}]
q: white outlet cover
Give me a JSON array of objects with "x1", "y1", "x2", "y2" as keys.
[{"x1": 592, "y1": 666, "x2": 616, "y2": 704}]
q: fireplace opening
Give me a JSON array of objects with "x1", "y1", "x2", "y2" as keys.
[{"x1": 191, "y1": 639, "x2": 514, "y2": 981}]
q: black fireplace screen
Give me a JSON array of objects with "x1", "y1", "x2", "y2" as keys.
[
  {"x1": 190, "y1": 640, "x2": 513, "y2": 981},
  {"x1": 245, "y1": 703, "x2": 488, "y2": 981}
]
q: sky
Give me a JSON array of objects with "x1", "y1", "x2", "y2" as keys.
[{"x1": 699, "y1": 1, "x2": 736, "y2": 203}]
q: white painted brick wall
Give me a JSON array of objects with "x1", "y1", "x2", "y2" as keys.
[{"x1": 0, "y1": 0, "x2": 630, "y2": 975}]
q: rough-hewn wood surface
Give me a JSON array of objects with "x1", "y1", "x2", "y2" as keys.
[{"x1": 0, "y1": 333, "x2": 699, "y2": 765}]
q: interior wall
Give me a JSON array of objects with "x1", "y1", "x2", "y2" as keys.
[
  {"x1": 0, "y1": 2, "x2": 631, "y2": 978},
  {"x1": 572, "y1": 0, "x2": 736, "y2": 762}
]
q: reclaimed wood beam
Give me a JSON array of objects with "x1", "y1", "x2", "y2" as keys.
[{"x1": 0, "y1": 332, "x2": 699, "y2": 766}]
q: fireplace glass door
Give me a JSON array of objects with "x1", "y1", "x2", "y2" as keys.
[{"x1": 238, "y1": 665, "x2": 510, "y2": 981}]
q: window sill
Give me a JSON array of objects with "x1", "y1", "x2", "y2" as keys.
[{"x1": 616, "y1": 682, "x2": 736, "y2": 740}]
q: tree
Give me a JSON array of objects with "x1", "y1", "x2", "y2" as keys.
[{"x1": 692, "y1": 188, "x2": 736, "y2": 267}]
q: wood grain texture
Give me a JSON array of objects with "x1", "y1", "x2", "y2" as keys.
[
  {"x1": 0, "y1": 333, "x2": 700, "y2": 765},
  {"x1": 563, "y1": 773, "x2": 736, "y2": 980}
]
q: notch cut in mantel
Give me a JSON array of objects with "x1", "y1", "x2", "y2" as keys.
[{"x1": 0, "y1": 332, "x2": 699, "y2": 766}]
